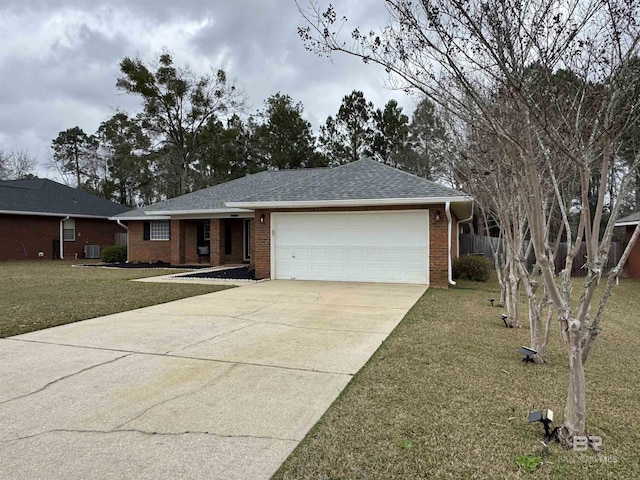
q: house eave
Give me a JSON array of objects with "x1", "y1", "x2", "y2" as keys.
[
  {"x1": 615, "y1": 221, "x2": 639, "y2": 227},
  {"x1": 225, "y1": 196, "x2": 474, "y2": 209},
  {"x1": 0, "y1": 210, "x2": 114, "y2": 219},
  {"x1": 144, "y1": 208, "x2": 253, "y2": 216}
]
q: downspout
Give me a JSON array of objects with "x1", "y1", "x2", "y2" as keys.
[
  {"x1": 456, "y1": 203, "x2": 475, "y2": 257},
  {"x1": 447, "y1": 202, "x2": 475, "y2": 286},
  {"x1": 445, "y1": 203, "x2": 455, "y2": 286},
  {"x1": 116, "y1": 219, "x2": 129, "y2": 263},
  {"x1": 59, "y1": 216, "x2": 69, "y2": 259}
]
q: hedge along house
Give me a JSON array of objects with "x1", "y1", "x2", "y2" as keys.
[
  {"x1": 112, "y1": 159, "x2": 473, "y2": 287},
  {"x1": 0, "y1": 178, "x2": 130, "y2": 261}
]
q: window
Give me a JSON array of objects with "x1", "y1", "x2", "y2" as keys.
[
  {"x1": 63, "y1": 218, "x2": 75, "y2": 242},
  {"x1": 150, "y1": 220, "x2": 170, "y2": 241},
  {"x1": 204, "y1": 220, "x2": 210, "y2": 241}
]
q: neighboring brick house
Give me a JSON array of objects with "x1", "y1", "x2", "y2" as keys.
[
  {"x1": 113, "y1": 159, "x2": 473, "y2": 287},
  {"x1": 0, "y1": 178, "x2": 130, "y2": 261},
  {"x1": 616, "y1": 212, "x2": 640, "y2": 278}
]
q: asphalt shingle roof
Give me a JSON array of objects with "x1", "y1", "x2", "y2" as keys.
[
  {"x1": 0, "y1": 178, "x2": 131, "y2": 217},
  {"x1": 115, "y1": 159, "x2": 470, "y2": 218},
  {"x1": 115, "y1": 168, "x2": 323, "y2": 218},
  {"x1": 615, "y1": 211, "x2": 640, "y2": 225},
  {"x1": 233, "y1": 158, "x2": 467, "y2": 203}
]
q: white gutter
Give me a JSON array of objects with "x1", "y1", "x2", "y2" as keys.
[
  {"x1": 59, "y1": 216, "x2": 69, "y2": 259},
  {"x1": 116, "y1": 219, "x2": 129, "y2": 263},
  {"x1": 226, "y1": 196, "x2": 473, "y2": 209},
  {"x1": 0, "y1": 210, "x2": 113, "y2": 219},
  {"x1": 145, "y1": 208, "x2": 252, "y2": 216},
  {"x1": 109, "y1": 215, "x2": 171, "y2": 221},
  {"x1": 445, "y1": 203, "x2": 455, "y2": 286},
  {"x1": 615, "y1": 221, "x2": 640, "y2": 227}
]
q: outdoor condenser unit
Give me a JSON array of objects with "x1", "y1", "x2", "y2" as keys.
[{"x1": 84, "y1": 245, "x2": 100, "y2": 259}]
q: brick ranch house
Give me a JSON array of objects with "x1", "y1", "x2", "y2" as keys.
[
  {"x1": 615, "y1": 212, "x2": 640, "y2": 278},
  {"x1": 0, "y1": 178, "x2": 130, "y2": 261},
  {"x1": 112, "y1": 159, "x2": 474, "y2": 287}
]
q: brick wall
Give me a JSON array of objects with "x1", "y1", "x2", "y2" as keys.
[
  {"x1": 64, "y1": 218, "x2": 126, "y2": 259},
  {"x1": 0, "y1": 214, "x2": 125, "y2": 261},
  {"x1": 0, "y1": 214, "x2": 60, "y2": 260},
  {"x1": 253, "y1": 210, "x2": 271, "y2": 279},
  {"x1": 625, "y1": 226, "x2": 640, "y2": 278},
  {"x1": 127, "y1": 221, "x2": 171, "y2": 263},
  {"x1": 252, "y1": 205, "x2": 454, "y2": 287}
]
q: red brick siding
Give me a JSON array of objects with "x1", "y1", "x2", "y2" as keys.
[
  {"x1": 0, "y1": 214, "x2": 125, "y2": 261},
  {"x1": 127, "y1": 221, "x2": 171, "y2": 263},
  {"x1": 254, "y1": 210, "x2": 271, "y2": 279},
  {"x1": 0, "y1": 214, "x2": 60, "y2": 260},
  {"x1": 63, "y1": 218, "x2": 127, "y2": 259},
  {"x1": 254, "y1": 205, "x2": 452, "y2": 287},
  {"x1": 625, "y1": 226, "x2": 640, "y2": 278}
]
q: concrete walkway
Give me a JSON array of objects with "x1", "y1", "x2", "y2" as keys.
[{"x1": 0, "y1": 280, "x2": 426, "y2": 480}]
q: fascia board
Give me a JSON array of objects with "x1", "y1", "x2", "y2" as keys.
[
  {"x1": 0, "y1": 210, "x2": 113, "y2": 219},
  {"x1": 225, "y1": 196, "x2": 473, "y2": 209}
]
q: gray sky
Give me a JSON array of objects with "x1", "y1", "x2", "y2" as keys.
[{"x1": 0, "y1": 0, "x2": 417, "y2": 178}]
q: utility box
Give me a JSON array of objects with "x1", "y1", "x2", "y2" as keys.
[{"x1": 84, "y1": 245, "x2": 100, "y2": 259}]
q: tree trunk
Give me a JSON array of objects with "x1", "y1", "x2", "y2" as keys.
[{"x1": 558, "y1": 322, "x2": 587, "y2": 447}]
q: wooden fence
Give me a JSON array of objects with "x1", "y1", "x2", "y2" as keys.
[{"x1": 459, "y1": 234, "x2": 622, "y2": 277}]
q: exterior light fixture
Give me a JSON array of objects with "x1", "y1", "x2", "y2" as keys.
[
  {"x1": 501, "y1": 314, "x2": 509, "y2": 328},
  {"x1": 489, "y1": 298, "x2": 495, "y2": 307},
  {"x1": 518, "y1": 346, "x2": 537, "y2": 362},
  {"x1": 528, "y1": 409, "x2": 555, "y2": 439},
  {"x1": 435, "y1": 210, "x2": 441, "y2": 221},
  {"x1": 260, "y1": 214, "x2": 265, "y2": 224}
]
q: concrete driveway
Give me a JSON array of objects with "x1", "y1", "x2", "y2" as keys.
[{"x1": 0, "y1": 280, "x2": 426, "y2": 480}]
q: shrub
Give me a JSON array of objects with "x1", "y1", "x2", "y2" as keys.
[
  {"x1": 101, "y1": 245, "x2": 127, "y2": 264},
  {"x1": 453, "y1": 255, "x2": 492, "y2": 282}
]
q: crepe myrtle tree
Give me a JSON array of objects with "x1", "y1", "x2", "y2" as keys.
[{"x1": 297, "y1": 0, "x2": 640, "y2": 446}]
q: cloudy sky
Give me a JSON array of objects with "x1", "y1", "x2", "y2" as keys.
[{"x1": 0, "y1": 0, "x2": 418, "y2": 178}]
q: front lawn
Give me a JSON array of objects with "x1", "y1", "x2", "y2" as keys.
[
  {"x1": 0, "y1": 261, "x2": 230, "y2": 338},
  {"x1": 274, "y1": 278, "x2": 640, "y2": 479}
]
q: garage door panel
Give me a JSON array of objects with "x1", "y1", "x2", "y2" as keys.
[{"x1": 273, "y1": 211, "x2": 429, "y2": 284}]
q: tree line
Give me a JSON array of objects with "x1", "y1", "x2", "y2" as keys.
[{"x1": 47, "y1": 51, "x2": 452, "y2": 206}]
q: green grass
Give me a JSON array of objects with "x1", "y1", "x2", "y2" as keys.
[
  {"x1": 0, "y1": 261, "x2": 230, "y2": 338},
  {"x1": 273, "y1": 277, "x2": 640, "y2": 479}
]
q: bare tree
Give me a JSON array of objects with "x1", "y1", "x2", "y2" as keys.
[
  {"x1": 298, "y1": 0, "x2": 640, "y2": 445},
  {"x1": 0, "y1": 149, "x2": 37, "y2": 180}
]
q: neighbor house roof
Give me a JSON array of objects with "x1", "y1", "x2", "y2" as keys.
[
  {"x1": 615, "y1": 212, "x2": 640, "y2": 226},
  {"x1": 0, "y1": 178, "x2": 131, "y2": 218},
  {"x1": 114, "y1": 159, "x2": 473, "y2": 220}
]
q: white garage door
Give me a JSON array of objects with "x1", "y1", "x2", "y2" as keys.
[{"x1": 272, "y1": 211, "x2": 429, "y2": 284}]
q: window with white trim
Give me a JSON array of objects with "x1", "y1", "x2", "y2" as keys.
[
  {"x1": 150, "y1": 220, "x2": 170, "y2": 240},
  {"x1": 63, "y1": 218, "x2": 75, "y2": 241}
]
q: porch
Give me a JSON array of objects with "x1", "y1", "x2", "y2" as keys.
[{"x1": 170, "y1": 218, "x2": 252, "y2": 266}]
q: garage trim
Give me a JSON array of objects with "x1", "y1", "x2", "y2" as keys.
[{"x1": 270, "y1": 210, "x2": 430, "y2": 285}]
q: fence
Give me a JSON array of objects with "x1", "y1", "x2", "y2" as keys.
[
  {"x1": 115, "y1": 233, "x2": 128, "y2": 247},
  {"x1": 459, "y1": 234, "x2": 622, "y2": 277}
]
